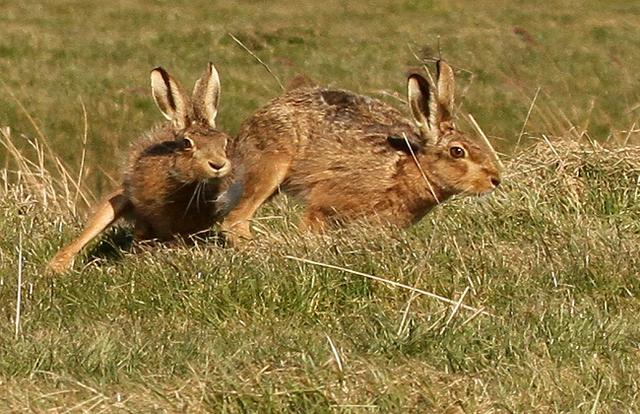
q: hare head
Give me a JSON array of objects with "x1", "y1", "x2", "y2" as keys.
[
  {"x1": 406, "y1": 61, "x2": 501, "y2": 196},
  {"x1": 150, "y1": 62, "x2": 231, "y2": 183}
]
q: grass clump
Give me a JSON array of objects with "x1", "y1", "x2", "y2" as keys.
[{"x1": 1, "y1": 136, "x2": 639, "y2": 412}]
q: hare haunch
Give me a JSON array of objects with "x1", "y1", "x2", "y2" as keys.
[
  {"x1": 49, "y1": 63, "x2": 239, "y2": 273},
  {"x1": 222, "y1": 61, "x2": 501, "y2": 243}
]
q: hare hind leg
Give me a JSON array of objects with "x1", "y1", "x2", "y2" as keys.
[
  {"x1": 221, "y1": 153, "x2": 291, "y2": 245},
  {"x1": 299, "y1": 185, "x2": 342, "y2": 232},
  {"x1": 300, "y1": 207, "x2": 331, "y2": 233},
  {"x1": 48, "y1": 189, "x2": 132, "y2": 274}
]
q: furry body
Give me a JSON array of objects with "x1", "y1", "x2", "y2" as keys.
[
  {"x1": 48, "y1": 63, "x2": 235, "y2": 273},
  {"x1": 222, "y1": 62, "x2": 501, "y2": 240}
]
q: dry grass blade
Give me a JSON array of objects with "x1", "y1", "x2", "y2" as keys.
[
  {"x1": 0, "y1": 118, "x2": 92, "y2": 215},
  {"x1": 15, "y1": 231, "x2": 23, "y2": 340},
  {"x1": 590, "y1": 385, "x2": 603, "y2": 414},
  {"x1": 325, "y1": 335, "x2": 344, "y2": 379},
  {"x1": 468, "y1": 113, "x2": 504, "y2": 170},
  {"x1": 0, "y1": 78, "x2": 60, "y2": 163},
  {"x1": 228, "y1": 33, "x2": 285, "y2": 91},
  {"x1": 397, "y1": 292, "x2": 420, "y2": 337},
  {"x1": 73, "y1": 99, "x2": 89, "y2": 214},
  {"x1": 402, "y1": 132, "x2": 440, "y2": 203},
  {"x1": 515, "y1": 86, "x2": 541, "y2": 150},
  {"x1": 439, "y1": 286, "x2": 470, "y2": 335},
  {"x1": 285, "y1": 255, "x2": 492, "y2": 316}
]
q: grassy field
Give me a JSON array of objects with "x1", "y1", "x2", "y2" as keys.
[{"x1": 1, "y1": 0, "x2": 640, "y2": 412}]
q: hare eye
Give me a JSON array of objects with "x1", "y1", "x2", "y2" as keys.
[
  {"x1": 449, "y1": 146, "x2": 465, "y2": 159},
  {"x1": 183, "y1": 137, "x2": 194, "y2": 149}
]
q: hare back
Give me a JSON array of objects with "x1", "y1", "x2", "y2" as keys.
[{"x1": 234, "y1": 87, "x2": 431, "y2": 224}]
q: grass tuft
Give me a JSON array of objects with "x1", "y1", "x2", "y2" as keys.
[{"x1": 1, "y1": 133, "x2": 639, "y2": 411}]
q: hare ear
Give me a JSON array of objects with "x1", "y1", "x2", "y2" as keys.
[
  {"x1": 407, "y1": 73, "x2": 436, "y2": 144},
  {"x1": 435, "y1": 60, "x2": 455, "y2": 128},
  {"x1": 150, "y1": 67, "x2": 190, "y2": 130},
  {"x1": 192, "y1": 62, "x2": 221, "y2": 128}
]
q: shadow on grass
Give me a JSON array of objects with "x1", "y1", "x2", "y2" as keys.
[
  {"x1": 85, "y1": 226, "x2": 227, "y2": 265},
  {"x1": 86, "y1": 226, "x2": 134, "y2": 263}
]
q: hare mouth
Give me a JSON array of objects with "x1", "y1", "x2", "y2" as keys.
[
  {"x1": 459, "y1": 184, "x2": 496, "y2": 197},
  {"x1": 212, "y1": 166, "x2": 231, "y2": 178},
  {"x1": 200, "y1": 163, "x2": 231, "y2": 179},
  {"x1": 202, "y1": 174, "x2": 223, "y2": 183},
  {"x1": 476, "y1": 186, "x2": 500, "y2": 197}
]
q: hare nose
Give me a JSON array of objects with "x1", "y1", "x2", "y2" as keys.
[
  {"x1": 491, "y1": 177, "x2": 501, "y2": 187},
  {"x1": 208, "y1": 161, "x2": 227, "y2": 171}
]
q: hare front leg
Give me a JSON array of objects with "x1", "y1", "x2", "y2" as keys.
[
  {"x1": 48, "y1": 189, "x2": 132, "y2": 274},
  {"x1": 221, "y1": 153, "x2": 291, "y2": 245}
]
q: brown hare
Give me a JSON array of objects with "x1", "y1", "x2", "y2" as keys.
[
  {"x1": 221, "y1": 61, "x2": 501, "y2": 243},
  {"x1": 49, "y1": 62, "x2": 239, "y2": 273}
]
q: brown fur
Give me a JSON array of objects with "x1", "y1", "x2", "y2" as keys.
[
  {"x1": 48, "y1": 63, "x2": 237, "y2": 273},
  {"x1": 222, "y1": 61, "x2": 501, "y2": 243}
]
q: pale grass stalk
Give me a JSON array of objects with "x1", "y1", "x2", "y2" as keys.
[
  {"x1": 330, "y1": 405, "x2": 378, "y2": 409},
  {"x1": 541, "y1": 134, "x2": 561, "y2": 160},
  {"x1": 401, "y1": 132, "x2": 439, "y2": 203},
  {"x1": 458, "y1": 70, "x2": 476, "y2": 105},
  {"x1": 452, "y1": 238, "x2": 475, "y2": 294},
  {"x1": 15, "y1": 231, "x2": 23, "y2": 340},
  {"x1": 1, "y1": 130, "x2": 50, "y2": 207},
  {"x1": 54, "y1": 156, "x2": 91, "y2": 209},
  {"x1": 458, "y1": 306, "x2": 486, "y2": 329},
  {"x1": 70, "y1": 378, "x2": 108, "y2": 400},
  {"x1": 406, "y1": 42, "x2": 435, "y2": 86},
  {"x1": 325, "y1": 335, "x2": 344, "y2": 377},
  {"x1": 425, "y1": 312, "x2": 447, "y2": 333},
  {"x1": 541, "y1": 90, "x2": 583, "y2": 139},
  {"x1": 590, "y1": 384, "x2": 602, "y2": 414},
  {"x1": 536, "y1": 91, "x2": 569, "y2": 135},
  {"x1": 2, "y1": 168, "x2": 8, "y2": 193},
  {"x1": 0, "y1": 129, "x2": 35, "y2": 184},
  {"x1": 3, "y1": 126, "x2": 92, "y2": 213},
  {"x1": 228, "y1": 33, "x2": 285, "y2": 91},
  {"x1": 94, "y1": 404, "x2": 111, "y2": 414},
  {"x1": 372, "y1": 89, "x2": 407, "y2": 105},
  {"x1": 285, "y1": 255, "x2": 492, "y2": 316},
  {"x1": 397, "y1": 292, "x2": 419, "y2": 337},
  {"x1": 468, "y1": 113, "x2": 504, "y2": 170},
  {"x1": 628, "y1": 102, "x2": 640, "y2": 113},
  {"x1": 33, "y1": 389, "x2": 76, "y2": 401},
  {"x1": 33, "y1": 371, "x2": 108, "y2": 401},
  {"x1": 515, "y1": 86, "x2": 541, "y2": 150},
  {"x1": 622, "y1": 122, "x2": 637, "y2": 146},
  {"x1": 580, "y1": 98, "x2": 596, "y2": 136},
  {"x1": 0, "y1": 90, "x2": 92, "y2": 213},
  {"x1": 84, "y1": 396, "x2": 108, "y2": 413},
  {"x1": 73, "y1": 99, "x2": 89, "y2": 214},
  {"x1": 0, "y1": 78, "x2": 62, "y2": 166},
  {"x1": 61, "y1": 394, "x2": 105, "y2": 414},
  {"x1": 439, "y1": 286, "x2": 469, "y2": 335},
  {"x1": 31, "y1": 133, "x2": 48, "y2": 207}
]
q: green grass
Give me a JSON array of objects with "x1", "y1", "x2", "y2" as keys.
[
  {"x1": 2, "y1": 140, "x2": 639, "y2": 412},
  {"x1": 1, "y1": 0, "x2": 640, "y2": 412}
]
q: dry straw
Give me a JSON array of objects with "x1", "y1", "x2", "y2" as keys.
[{"x1": 285, "y1": 255, "x2": 492, "y2": 316}]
